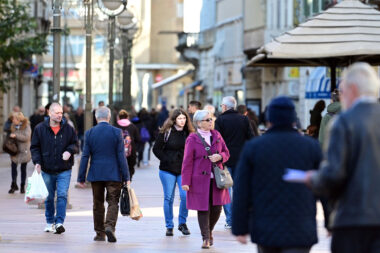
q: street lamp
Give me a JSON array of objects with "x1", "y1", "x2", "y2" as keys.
[
  {"x1": 116, "y1": 10, "x2": 138, "y2": 109},
  {"x1": 84, "y1": 0, "x2": 94, "y2": 131},
  {"x1": 97, "y1": 0, "x2": 127, "y2": 108},
  {"x1": 51, "y1": 0, "x2": 64, "y2": 102}
]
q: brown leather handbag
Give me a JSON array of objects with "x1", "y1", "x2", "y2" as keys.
[{"x1": 3, "y1": 134, "x2": 18, "y2": 156}]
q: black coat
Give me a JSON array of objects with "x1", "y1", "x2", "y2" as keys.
[
  {"x1": 153, "y1": 127, "x2": 189, "y2": 175},
  {"x1": 232, "y1": 126, "x2": 322, "y2": 248},
  {"x1": 214, "y1": 109, "x2": 254, "y2": 169},
  {"x1": 115, "y1": 121, "x2": 141, "y2": 160},
  {"x1": 30, "y1": 118, "x2": 79, "y2": 174}
]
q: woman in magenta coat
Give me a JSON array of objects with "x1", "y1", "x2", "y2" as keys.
[{"x1": 181, "y1": 110, "x2": 231, "y2": 249}]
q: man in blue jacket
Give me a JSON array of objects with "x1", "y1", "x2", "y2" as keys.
[
  {"x1": 232, "y1": 96, "x2": 323, "y2": 253},
  {"x1": 31, "y1": 103, "x2": 79, "y2": 234},
  {"x1": 77, "y1": 106, "x2": 130, "y2": 243}
]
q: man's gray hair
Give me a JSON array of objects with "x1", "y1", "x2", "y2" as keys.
[
  {"x1": 193, "y1": 110, "x2": 210, "y2": 128},
  {"x1": 343, "y1": 62, "x2": 380, "y2": 97},
  {"x1": 49, "y1": 102, "x2": 62, "y2": 111},
  {"x1": 222, "y1": 96, "x2": 237, "y2": 110},
  {"x1": 95, "y1": 106, "x2": 111, "y2": 120}
]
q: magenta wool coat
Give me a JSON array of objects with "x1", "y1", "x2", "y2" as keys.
[{"x1": 181, "y1": 130, "x2": 231, "y2": 211}]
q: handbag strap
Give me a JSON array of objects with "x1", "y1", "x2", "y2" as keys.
[{"x1": 196, "y1": 132, "x2": 220, "y2": 168}]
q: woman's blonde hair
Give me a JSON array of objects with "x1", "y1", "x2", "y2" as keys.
[{"x1": 12, "y1": 112, "x2": 25, "y2": 122}]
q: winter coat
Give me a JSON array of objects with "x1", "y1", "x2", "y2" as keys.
[
  {"x1": 10, "y1": 119, "x2": 32, "y2": 164},
  {"x1": 78, "y1": 122, "x2": 130, "y2": 183},
  {"x1": 181, "y1": 130, "x2": 231, "y2": 211},
  {"x1": 116, "y1": 119, "x2": 141, "y2": 159},
  {"x1": 215, "y1": 109, "x2": 254, "y2": 169},
  {"x1": 309, "y1": 109, "x2": 323, "y2": 138},
  {"x1": 153, "y1": 126, "x2": 189, "y2": 175},
  {"x1": 318, "y1": 102, "x2": 341, "y2": 148},
  {"x1": 30, "y1": 118, "x2": 79, "y2": 174},
  {"x1": 232, "y1": 126, "x2": 322, "y2": 248}
]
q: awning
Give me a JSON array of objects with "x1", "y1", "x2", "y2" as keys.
[
  {"x1": 151, "y1": 69, "x2": 194, "y2": 89},
  {"x1": 306, "y1": 67, "x2": 340, "y2": 99},
  {"x1": 179, "y1": 80, "x2": 203, "y2": 96}
]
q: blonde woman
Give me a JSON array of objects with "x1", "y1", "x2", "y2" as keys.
[{"x1": 8, "y1": 112, "x2": 31, "y2": 194}]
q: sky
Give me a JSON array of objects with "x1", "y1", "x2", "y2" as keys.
[{"x1": 183, "y1": 0, "x2": 203, "y2": 33}]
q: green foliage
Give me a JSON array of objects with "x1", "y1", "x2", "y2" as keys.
[{"x1": 0, "y1": 0, "x2": 48, "y2": 92}]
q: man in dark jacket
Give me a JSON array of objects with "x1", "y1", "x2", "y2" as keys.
[
  {"x1": 232, "y1": 96, "x2": 322, "y2": 253},
  {"x1": 306, "y1": 62, "x2": 380, "y2": 253},
  {"x1": 30, "y1": 103, "x2": 78, "y2": 234},
  {"x1": 215, "y1": 96, "x2": 254, "y2": 229},
  {"x1": 77, "y1": 106, "x2": 130, "y2": 243}
]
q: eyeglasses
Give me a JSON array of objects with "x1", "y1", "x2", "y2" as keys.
[{"x1": 201, "y1": 118, "x2": 213, "y2": 122}]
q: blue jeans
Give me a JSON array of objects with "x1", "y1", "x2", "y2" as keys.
[
  {"x1": 223, "y1": 167, "x2": 233, "y2": 226},
  {"x1": 42, "y1": 170, "x2": 72, "y2": 224},
  {"x1": 159, "y1": 170, "x2": 188, "y2": 228}
]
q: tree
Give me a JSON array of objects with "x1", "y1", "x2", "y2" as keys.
[{"x1": 0, "y1": 0, "x2": 48, "y2": 92}]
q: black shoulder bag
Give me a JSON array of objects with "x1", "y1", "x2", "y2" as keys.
[{"x1": 196, "y1": 133, "x2": 233, "y2": 189}]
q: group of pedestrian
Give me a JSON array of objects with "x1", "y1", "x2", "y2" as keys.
[{"x1": 4, "y1": 62, "x2": 379, "y2": 252}]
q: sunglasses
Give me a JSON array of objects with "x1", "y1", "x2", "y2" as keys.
[{"x1": 201, "y1": 118, "x2": 213, "y2": 122}]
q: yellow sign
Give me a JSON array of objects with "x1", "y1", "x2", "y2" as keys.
[{"x1": 288, "y1": 67, "x2": 300, "y2": 78}]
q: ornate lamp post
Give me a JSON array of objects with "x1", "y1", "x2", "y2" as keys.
[
  {"x1": 116, "y1": 10, "x2": 138, "y2": 109},
  {"x1": 97, "y1": 0, "x2": 127, "y2": 108}
]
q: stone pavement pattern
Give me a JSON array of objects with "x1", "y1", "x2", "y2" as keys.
[{"x1": 0, "y1": 153, "x2": 330, "y2": 253}]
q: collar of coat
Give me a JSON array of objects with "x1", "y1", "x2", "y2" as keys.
[
  {"x1": 221, "y1": 109, "x2": 238, "y2": 115},
  {"x1": 190, "y1": 129, "x2": 221, "y2": 146},
  {"x1": 11, "y1": 118, "x2": 29, "y2": 132},
  {"x1": 43, "y1": 116, "x2": 67, "y2": 128}
]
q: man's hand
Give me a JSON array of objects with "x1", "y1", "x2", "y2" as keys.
[
  {"x1": 77, "y1": 182, "x2": 86, "y2": 189},
  {"x1": 62, "y1": 151, "x2": 71, "y2": 161},
  {"x1": 124, "y1": 181, "x2": 131, "y2": 186},
  {"x1": 208, "y1": 154, "x2": 222, "y2": 163},
  {"x1": 10, "y1": 133, "x2": 16, "y2": 138},
  {"x1": 35, "y1": 164, "x2": 41, "y2": 174},
  {"x1": 236, "y1": 235, "x2": 248, "y2": 244},
  {"x1": 305, "y1": 170, "x2": 316, "y2": 187},
  {"x1": 182, "y1": 185, "x2": 189, "y2": 191}
]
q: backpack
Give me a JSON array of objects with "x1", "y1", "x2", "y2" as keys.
[
  {"x1": 140, "y1": 126, "x2": 151, "y2": 143},
  {"x1": 122, "y1": 129, "x2": 132, "y2": 157}
]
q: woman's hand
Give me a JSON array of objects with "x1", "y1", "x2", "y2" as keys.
[
  {"x1": 208, "y1": 154, "x2": 222, "y2": 163},
  {"x1": 10, "y1": 133, "x2": 16, "y2": 138},
  {"x1": 182, "y1": 185, "x2": 189, "y2": 191}
]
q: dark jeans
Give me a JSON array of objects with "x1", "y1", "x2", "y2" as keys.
[
  {"x1": 11, "y1": 162, "x2": 27, "y2": 184},
  {"x1": 331, "y1": 227, "x2": 380, "y2": 253},
  {"x1": 258, "y1": 245, "x2": 311, "y2": 253},
  {"x1": 91, "y1": 181, "x2": 122, "y2": 235},
  {"x1": 127, "y1": 154, "x2": 136, "y2": 180},
  {"x1": 197, "y1": 179, "x2": 222, "y2": 241}
]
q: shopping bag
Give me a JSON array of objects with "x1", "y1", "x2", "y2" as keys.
[
  {"x1": 128, "y1": 186, "x2": 143, "y2": 220},
  {"x1": 25, "y1": 170, "x2": 49, "y2": 205},
  {"x1": 119, "y1": 186, "x2": 131, "y2": 216}
]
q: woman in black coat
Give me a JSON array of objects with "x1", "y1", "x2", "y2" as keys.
[
  {"x1": 309, "y1": 100, "x2": 326, "y2": 139},
  {"x1": 115, "y1": 110, "x2": 141, "y2": 180},
  {"x1": 153, "y1": 108, "x2": 195, "y2": 237}
]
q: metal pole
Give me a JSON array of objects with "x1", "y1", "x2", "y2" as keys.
[
  {"x1": 122, "y1": 35, "x2": 133, "y2": 109},
  {"x1": 52, "y1": 0, "x2": 62, "y2": 102},
  {"x1": 331, "y1": 65, "x2": 336, "y2": 92},
  {"x1": 63, "y1": 23, "x2": 68, "y2": 105},
  {"x1": 108, "y1": 16, "x2": 116, "y2": 107},
  {"x1": 84, "y1": 0, "x2": 93, "y2": 131}
]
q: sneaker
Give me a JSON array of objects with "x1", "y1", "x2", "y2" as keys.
[
  {"x1": 224, "y1": 224, "x2": 232, "y2": 229},
  {"x1": 44, "y1": 223, "x2": 56, "y2": 233},
  {"x1": 166, "y1": 228, "x2": 174, "y2": 236},
  {"x1": 54, "y1": 223, "x2": 65, "y2": 234},
  {"x1": 178, "y1": 224, "x2": 190, "y2": 235}
]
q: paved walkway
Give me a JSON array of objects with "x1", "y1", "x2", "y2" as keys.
[{"x1": 0, "y1": 153, "x2": 330, "y2": 253}]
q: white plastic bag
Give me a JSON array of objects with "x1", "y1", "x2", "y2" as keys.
[{"x1": 25, "y1": 170, "x2": 49, "y2": 205}]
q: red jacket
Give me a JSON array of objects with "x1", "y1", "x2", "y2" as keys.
[{"x1": 181, "y1": 130, "x2": 231, "y2": 211}]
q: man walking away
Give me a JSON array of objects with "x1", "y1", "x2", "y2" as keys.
[
  {"x1": 233, "y1": 96, "x2": 323, "y2": 253},
  {"x1": 30, "y1": 103, "x2": 78, "y2": 234},
  {"x1": 306, "y1": 62, "x2": 380, "y2": 253},
  {"x1": 215, "y1": 96, "x2": 254, "y2": 229},
  {"x1": 77, "y1": 107, "x2": 130, "y2": 243}
]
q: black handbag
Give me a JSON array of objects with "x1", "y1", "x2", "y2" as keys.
[
  {"x1": 119, "y1": 185, "x2": 131, "y2": 216},
  {"x1": 196, "y1": 133, "x2": 233, "y2": 189},
  {"x1": 3, "y1": 134, "x2": 18, "y2": 156}
]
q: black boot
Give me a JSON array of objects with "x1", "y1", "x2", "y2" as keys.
[
  {"x1": 20, "y1": 183, "x2": 25, "y2": 194},
  {"x1": 8, "y1": 182, "x2": 18, "y2": 194}
]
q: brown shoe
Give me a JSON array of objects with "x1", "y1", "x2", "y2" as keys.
[
  {"x1": 93, "y1": 233, "x2": 106, "y2": 241},
  {"x1": 202, "y1": 239, "x2": 210, "y2": 249}
]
